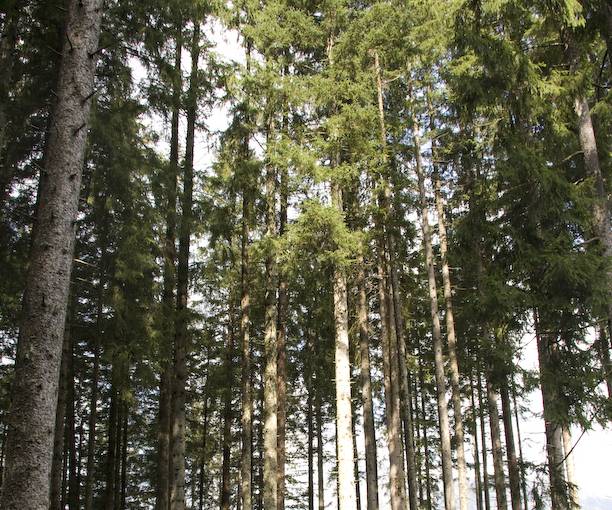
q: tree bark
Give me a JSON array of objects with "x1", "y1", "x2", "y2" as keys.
[
  {"x1": 486, "y1": 372, "x2": 508, "y2": 510},
  {"x1": 316, "y1": 384, "x2": 325, "y2": 510},
  {"x1": 331, "y1": 182, "x2": 358, "y2": 510},
  {"x1": 157, "y1": 23, "x2": 182, "y2": 510},
  {"x1": 500, "y1": 376, "x2": 521, "y2": 510},
  {"x1": 263, "y1": 115, "x2": 279, "y2": 510},
  {"x1": 170, "y1": 20, "x2": 200, "y2": 510},
  {"x1": 477, "y1": 373, "x2": 492, "y2": 510},
  {"x1": 356, "y1": 260, "x2": 379, "y2": 510},
  {"x1": 277, "y1": 164, "x2": 288, "y2": 510},
  {"x1": 0, "y1": 2, "x2": 103, "y2": 508},
  {"x1": 432, "y1": 156, "x2": 468, "y2": 510},
  {"x1": 562, "y1": 426, "x2": 579, "y2": 509},
  {"x1": 511, "y1": 382, "x2": 528, "y2": 510},
  {"x1": 470, "y1": 374, "x2": 484, "y2": 510},
  {"x1": 412, "y1": 114, "x2": 454, "y2": 510},
  {"x1": 220, "y1": 306, "x2": 235, "y2": 510}
]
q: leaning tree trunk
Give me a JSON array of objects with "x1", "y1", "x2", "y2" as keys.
[
  {"x1": 412, "y1": 114, "x2": 455, "y2": 510},
  {"x1": 157, "y1": 23, "x2": 182, "y2": 510},
  {"x1": 170, "y1": 20, "x2": 200, "y2": 510},
  {"x1": 0, "y1": 2, "x2": 104, "y2": 508}
]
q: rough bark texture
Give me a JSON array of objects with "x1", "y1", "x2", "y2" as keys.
[
  {"x1": 432, "y1": 164, "x2": 468, "y2": 510},
  {"x1": 356, "y1": 260, "x2": 379, "y2": 510},
  {"x1": 277, "y1": 165, "x2": 289, "y2": 510},
  {"x1": 157, "y1": 27, "x2": 181, "y2": 510},
  {"x1": 0, "y1": 2, "x2": 104, "y2": 508},
  {"x1": 240, "y1": 191, "x2": 253, "y2": 510},
  {"x1": 413, "y1": 120, "x2": 454, "y2": 510},
  {"x1": 263, "y1": 119, "x2": 279, "y2": 510},
  {"x1": 331, "y1": 183, "x2": 358, "y2": 510},
  {"x1": 170, "y1": 22, "x2": 199, "y2": 510}
]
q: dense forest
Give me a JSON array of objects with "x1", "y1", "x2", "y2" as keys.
[{"x1": 0, "y1": 0, "x2": 610, "y2": 509}]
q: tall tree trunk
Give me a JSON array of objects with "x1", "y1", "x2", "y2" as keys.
[
  {"x1": 263, "y1": 115, "x2": 279, "y2": 510},
  {"x1": 67, "y1": 335, "x2": 79, "y2": 510},
  {"x1": 477, "y1": 373, "x2": 492, "y2": 510},
  {"x1": 220, "y1": 306, "x2": 235, "y2": 510},
  {"x1": 331, "y1": 182, "x2": 358, "y2": 510},
  {"x1": 431, "y1": 155, "x2": 468, "y2": 510},
  {"x1": 0, "y1": 2, "x2": 103, "y2": 508},
  {"x1": 85, "y1": 262, "x2": 104, "y2": 510},
  {"x1": 307, "y1": 339, "x2": 315, "y2": 510},
  {"x1": 105, "y1": 379, "x2": 119, "y2": 510},
  {"x1": 511, "y1": 383, "x2": 528, "y2": 510},
  {"x1": 485, "y1": 371, "x2": 508, "y2": 510},
  {"x1": 470, "y1": 374, "x2": 484, "y2": 510},
  {"x1": 198, "y1": 391, "x2": 210, "y2": 510},
  {"x1": 240, "y1": 187, "x2": 253, "y2": 510},
  {"x1": 500, "y1": 376, "x2": 521, "y2": 510},
  {"x1": 356, "y1": 260, "x2": 379, "y2": 510},
  {"x1": 562, "y1": 426, "x2": 579, "y2": 509},
  {"x1": 50, "y1": 306, "x2": 73, "y2": 510},
  {"x1": 120, "y1": 405, "x2": 128, "y2": 509},
  {"x1": 316, "y1": 385, "x2": 325, "y2": 510},
  {"x1": 157, "y1": 23, "x2": 182, "y2": 510},
  {"x1": 277, "y1": 164, "x2": 288, "y2": 510},
  {"x1": 373, "y1": 51, "x2": 407, "y2": 510},
  {"x1": 412, "y1": 112, "x2": 454, "y2": 510},
  {"x1": 535, "y1": 311, "x2": 568, "y2": 510},
  {"x1": 418, "y1": 363, "x2": 433, "y2": 510},
  {"x1": 170, "y1": 20, "x2": 200, "y2": 510}
]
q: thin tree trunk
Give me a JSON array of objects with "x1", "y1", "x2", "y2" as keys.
[
  {"x1": 477, "y1": 372, "x2": 491, "y2": 510},
  {"x1": 0, "y1": 2, "x2": 103, "y2": 508},
  {"x1": 500, "y1": 377, "x2": 521, "y2": 510},
  {"x1": 170, "y1": 20, "x2": 200, "y2": 510},
  {"x1": 198, "y1": 391, "x2": 210, "y2": 510},
  {"x1": 263, "y1": 115, "x2": 279, "y2": 510},
  {"x1": 331, "y1": 182, "x2": 358, "y2": 510},
  {"x1": 105, "y1": 380, "x2": 119, "y2": 510},
  {"x1": 418, "y1": 363, "x2": 433, "y2": 510},
  {"x1": 412, "y1": 110, "x2": 454, "y2": 510},
  {"x1": 486, "y1": 371, "x2": 508, "y2": 510},
  {"x1": 50, "y1": 307, "x2": 72, "y2": 510},
  {"x1": 511, "y1": 382, "x2": 528, "y2": 510},
  {"x1": 277, "y1": 164, "x2": 288, "y2": 510},
  {"x1": 157, "y1": 23, "x2": 182, "y2": 510},
  {"x1": 240, "y1": 186, "x2": 253, "y2": 510},
  {"x1": 316, "y1": 385, "x2": 325, "y2": 510},
  {"x1": 356, "y1": 260, "x2": 379, "y2": 510},
  {"x1": 220, "y1": 306, "x2": 235, "y2": 510},
  {"x1": 120, "y1": 405, "x2": 128, "y2": 509},
  {"x1": 67, "y1": 335, "x2": 79, "y2": 510},
  {"x1": 562, "y1": 426, "x2": 579, "y2": 509},
  {"x1": 431, "y1": 151, "x2": 468, "y2": 510},
  {"x1": 373, "y1": 51, "x2": 407, "y2": 510},
  {"x1": 470, "y1": 375, "x2": 484, "y2": 510},
  {"x1": 534, "y1": 310, "x2": 568, "y2": 510},
  {"x1": 307, "y1": 359, "x2": 315, "y2": 510}
]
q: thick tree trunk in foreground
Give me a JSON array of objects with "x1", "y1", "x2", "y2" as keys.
[
  {"x1": 170, "y1": 21, "x2": 200, "y2": 510},
  {"x1": 0, "y1": 2, "x2": 103, "y2": 508},
  {"x1": 412, "y1": 118, "x2": 454, "y2": 510},
  {"x1": 562, "y1": 426, "x2": 579, "y2": 509},
  {"x1": 356, "y1": 260, "x2": 379, "y2": 510},
  {"x1": 157, "y1": 26, "x2": 182, "y2": 510}
]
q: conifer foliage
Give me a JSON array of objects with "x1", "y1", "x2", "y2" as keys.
[{"x1": 0, "y1": 0, "x2": 610, "y2": 509}]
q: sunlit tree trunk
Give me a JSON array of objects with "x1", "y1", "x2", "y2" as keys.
[{"x1": 0, "y1": 3, "x2": 103, "y2": 508}]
